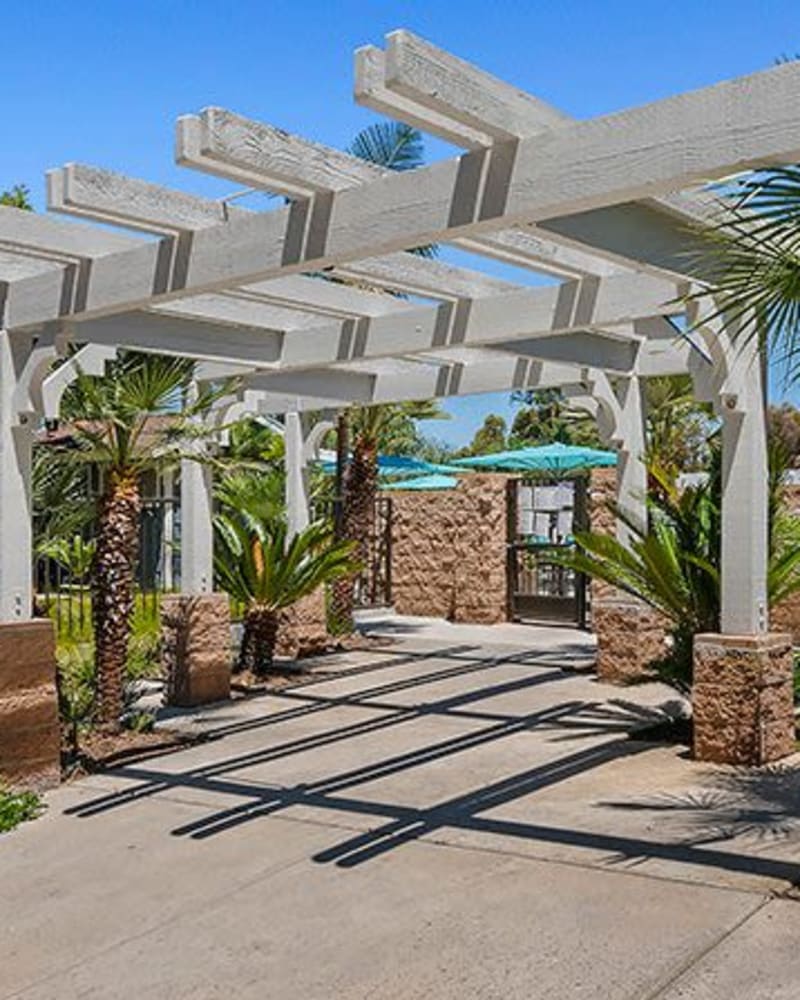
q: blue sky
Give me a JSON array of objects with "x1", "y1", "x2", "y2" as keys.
[{"x1": 4, "y1": 0, "x2": 799, "y2": 445}]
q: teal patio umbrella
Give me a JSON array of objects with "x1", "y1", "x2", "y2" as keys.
[
  {"x1": 452, "y1": 442, "x2": 617, "y2": 473},
  {"x1": 382, "y1": 473, "x2": 459, "y2": 491}
]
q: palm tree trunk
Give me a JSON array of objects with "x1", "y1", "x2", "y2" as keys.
[
  {"x1": 329, "y1": 412, "x2": 355, "y2": 634},
  {"x1": 239, "y1": 604, "x2": 279, "y2": 675},
  {"x1": 332, "y1": 436, "x2": 378, "y2": 627},
  {"x1": 92, "y1": 471, "x2": 141, "y2": 731}
]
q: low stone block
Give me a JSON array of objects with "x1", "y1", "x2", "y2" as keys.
[
  {"x1": 693, "y1": 632, "x2": 795, "y2": 765},
  {"x1": 0, "y1": 620, "x2": 60, "y2": 789},
  {"x1": 593, "y1": 597, "x2": 667, "y2": 684},
  {"x1": 275, "y1": 589, "x2": 329, "y2": 659},
  {"x1": 161, "y1": 593, "x2": 231, "y2": 707}
]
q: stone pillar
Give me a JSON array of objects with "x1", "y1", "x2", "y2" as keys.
[
  {"x1": 593, "y1": 598, "x2": 666, "y2": 684},
  {"x1": 693, "y1": 633, "x2": 795, "y2": 764},
  {"x1": 275, "y1": 589, "x2": 329, "y2": 659},
  {"x1": 161, "y1": 593, "x2": 231, "y2": 706},
  {"x1": 0, "y1": 620, "x2": 60, "y2": 788}
]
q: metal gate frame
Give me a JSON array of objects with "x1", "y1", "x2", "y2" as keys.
[{"x1": 506, "y1": 476, "x2": 588, "y2": 628}]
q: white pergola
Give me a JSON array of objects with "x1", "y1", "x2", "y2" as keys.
[{"x1": 0, "y1": 29, "x2": 785, "y2": 638}]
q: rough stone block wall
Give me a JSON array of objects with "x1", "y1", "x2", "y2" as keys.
[
  {"x1": 693, "y1": 632, "x2": 795, "y2": 764},
  {"x1": 161, "y1": 593, "x2": 231, "y2": 706},
  {"x1": 275, "y1": 588, "x2": 329, "y2": 658},
  {"x1": 390, "y1": 475, "x2": 509, "y2": 625},
  {"x1": 0, "y1": 620, "x2": 60, "y2": 789}
]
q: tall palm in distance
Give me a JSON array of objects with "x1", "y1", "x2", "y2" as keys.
[{"x1": 329, "y1": 122, "x2": 444, "y2": 630}]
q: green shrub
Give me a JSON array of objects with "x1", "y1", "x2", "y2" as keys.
[{"x1": 0, "y1": 786, "x2": 43, "y2": 834}]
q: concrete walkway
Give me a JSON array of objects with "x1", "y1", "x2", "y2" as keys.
[{"x1": 3, "y1": 615, "x2": 800, "y2": 999}]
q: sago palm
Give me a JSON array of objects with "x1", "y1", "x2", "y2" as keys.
[
  {"x1": 556, "y1": 442, "x2": 800, "y2": 694},
  {"x1": 214, "y1": 515, "x2": 357, "y2": 674},
  {"x1": 60, "y1": 351, "x2": 231, "y2": 729}
]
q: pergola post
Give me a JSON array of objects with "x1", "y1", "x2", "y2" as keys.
[
  {"x1": 589, "y1": 372, "x2": 667, "y2": 683},
  {"x1": 161, "y1": 388, "x2": 230, "y2": 707},
  {"x1": 692, "y1": 329, "x2": 794, "y2": 764},
  {"x1": 284, "y1": 410, "x2": 309, "y2": 539},
  {"x1": 179, "y1": 456, "x2": 214, "y2": 594},
  {"x1": 0, "y1": 331, "x2": 35, "y2": 622},
  {"x1": 0, "y1": 330, "x2": 60, "y2": 788},
  {"x1": 276, "y1": 411, "x2": 331, "y2": 659}
]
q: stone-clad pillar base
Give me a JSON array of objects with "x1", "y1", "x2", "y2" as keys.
[
  {"x1": 0, "y1": 620, "x2": 60, "y2": 789},
  {"x1": 593, "y1": 597, "x2": 667, "y2": 684},
  {"x1": 693, "y1": 632, "x2": 795, "y2": 765},
  {"x1": 275, "y1": 589, "x2": 329, "y2": 659},
  {"x1": 161, "y1": 593, "x2": 231, "y2": 706}
]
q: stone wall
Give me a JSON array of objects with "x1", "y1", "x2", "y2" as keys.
[
  {"x1": 0, "y1": 620, "x2": 60, "y2": 789},
  {"x1": 390, "y1": 474, "x2": 509, "y2": 624}
]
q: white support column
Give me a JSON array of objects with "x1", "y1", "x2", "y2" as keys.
[
  {"x1": 180, "y1": 456, "x2": 214, "y2": 594},
  {"x1": 0, "y1": 331, "x2": 35, "y2": 621},
  {"x1": 586, "y1": 369, "x2": 647, "y2": 545},
  {"x1": 718, "y1": 337, "x2": 768, "y2": 635},
  {"x1": 614, "y1": 375, "x2": 648, "y2": 546},
  {"x1": 285, "y1": 410, "x2": 309, "y2": 539}
]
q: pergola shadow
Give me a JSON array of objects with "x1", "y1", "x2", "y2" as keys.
[{"x1": 63, "y1": 642, "x2": 800, "y2": 887}]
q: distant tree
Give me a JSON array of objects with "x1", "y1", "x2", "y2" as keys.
[
  {"x1": 508, "y1": 389, "x2": 601, "y2": 449},
  {"x1": 768, "y1": 403, "x2": 800, "y2": 466},
  {"x1": 644, "y1": 374, "x2": 714, "y2": 476},
  {"x1": 458, "y1": 414, "x2": 507, "y2": 457},
  {"x1": 0, "y1": 184, "x2": 33, "y2": 210}
]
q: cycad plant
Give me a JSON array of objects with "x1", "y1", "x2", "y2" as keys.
[
  {"x1": 59, "y1": 351, "x2": 231, "y2": 729},
  {"x1": 556, "y1": 440, "x2": 800, "y2": 694},
  {"x1": 214, "y1": 513, "x2": 357, "y2": 675}
]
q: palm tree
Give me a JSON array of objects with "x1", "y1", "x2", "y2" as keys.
[
  {"x1": 60, "y1": 351, "x2": 231, "y2": 729},
  {"x1": 687, "y1": 166, "x2": 800, "y2": 384},
  {"x1": 214, "y1": 515, "x2": 357, "y2": 674},
  {"x1": 329, "y1": 122, "x2": 443, "y2": 630}
]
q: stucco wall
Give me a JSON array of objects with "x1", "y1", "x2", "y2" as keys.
[{"x1": 390, "y1": 474, "x2": 509, "y2": 624}]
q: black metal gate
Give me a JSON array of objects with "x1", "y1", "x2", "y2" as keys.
[{"x1": 507, "y1": 476, "x2": 588, "y2": 627}]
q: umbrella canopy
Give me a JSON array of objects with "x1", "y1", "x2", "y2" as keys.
[
  {"x1": 452, "y1": 442, "x2": 617, "y2": 473},
  {"x1": 318, "y1": 454, "x2": 461, "y2": 477},
  {"x1": 382, "y1": 473, "x2": 459, "y2": 491}
]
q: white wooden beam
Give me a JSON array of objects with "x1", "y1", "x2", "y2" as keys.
[
  {"x1": 176, "y1": 107, "x2": 380, "y2": 199},
  {"x1": 41, "y1": 343, "x2": 118, "y2": 420},
  {"x1": 47, "y1": 163, "x2": 246, "y2": 236},
  {"x1": 380, "y1": 29, "x2": 569, "y2": 142}
]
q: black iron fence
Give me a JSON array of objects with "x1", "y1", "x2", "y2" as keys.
[{"x1": 35, "y1": 497, "x2": 179, "y2": 640}]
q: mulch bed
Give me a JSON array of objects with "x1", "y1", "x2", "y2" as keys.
[{"x1": 62, "y1": 727, "x2": 208, "y2": 778}]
